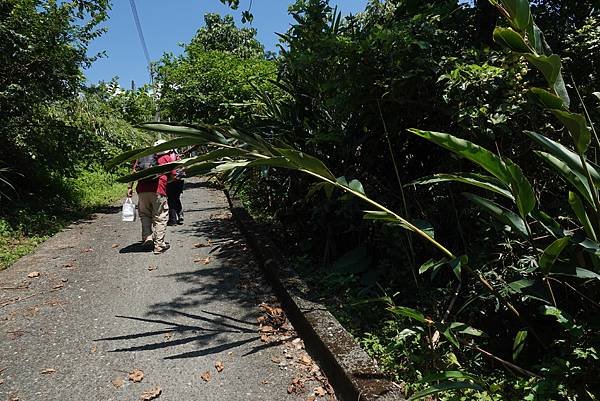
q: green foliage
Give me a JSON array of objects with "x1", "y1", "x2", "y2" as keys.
[{"x1": 156, "y1": 14, "x2": 277, "y2": 127}]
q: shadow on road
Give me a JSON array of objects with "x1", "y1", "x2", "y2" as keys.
[
  {"x1": 119, "y1": 242, "x2": 152, "y2": 254},
  {"x1": 99, "y1": 194, "x2": 285, "y2": 360}
]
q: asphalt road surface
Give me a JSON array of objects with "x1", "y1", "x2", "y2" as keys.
[{"x1": 0, "y1": 180, "x2": 335, "y2": 401}]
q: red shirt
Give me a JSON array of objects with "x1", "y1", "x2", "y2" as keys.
[{"x1": 136, "y1": 154, "x2": 175, "y2": 196}]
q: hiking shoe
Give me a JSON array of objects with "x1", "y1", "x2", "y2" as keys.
[{"x1": 153, "y1": 244, "x2": 170, "y2": 255}]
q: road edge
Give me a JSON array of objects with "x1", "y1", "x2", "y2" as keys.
[{"x1": 225, "y1": 191, "x2": 405, "y2": 401}]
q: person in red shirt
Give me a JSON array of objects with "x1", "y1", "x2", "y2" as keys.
[{"x1": 127, "y1": 140, "x2": 175, "y2": 254}]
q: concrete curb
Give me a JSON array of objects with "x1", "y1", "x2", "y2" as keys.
[{"x1": 225, "y1": 191, "x2": 405, "y2": 401}]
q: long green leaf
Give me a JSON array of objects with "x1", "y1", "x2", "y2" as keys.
[
  {"x1": 505, "y1": 159, "x2": 536, "y2": 217},
  {"x1": 499, "y1": 0, "x2": 532, "y2": 31},
  {"x1": 274, "y1": 148, "x2": 337, "y2": 181},
  {"x1": 388, "y1": 306, "x2": 428, "y2": 324},
  {"x1": 525, "y1": 131, "x2": 600, "y2": 185},
  {"x1": 463, "y1": 193, "x2": 528, "y2": 238},
  {"x1": 408, "y1": 129, "x2": 510, "y2": 181},
  {"x1": 513, "y1": 330, "x2": 528, "y2": 361},
  {"x1": 569, "y1": 191, "x2": 597, "y2": 240},
  {"x1": 493, "y1": 27, "x2": 531, "y2": 53},
  {"x1": 539, "y1": 237, "x2": 570, "y2": 275},
  {"x1": 550, "y1": 110, "x2": 592, "y2": 154},
  {"x1": 408, "y1": 381, "x2": 485, "y2": 401},
  {"x1": 116, "y1": 159, "x2": 192, "y2": 183},
  {"x1": 138, "y1": 122, "x2": 228, "y2": 144},
  {"x1": 528, "y1": 88, "x2": 564, "y2": 110},
  {"x1": 408, "y1": 173, "x2": 514, "y2": 200},
  {"x1": 409, "y1": 129, "x2": 535, "y2": 215},
  {"x1": 525, "y1": 54, "x2": 561, "y2": 87},
  {"x1": 535, "y1": 151, "x2": 594, "y2": 205}
]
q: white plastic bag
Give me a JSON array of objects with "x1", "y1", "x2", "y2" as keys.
[{"x1": 122, "y1": 198, "x2": 136, "y2": 222}]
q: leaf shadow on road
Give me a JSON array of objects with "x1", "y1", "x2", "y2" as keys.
[{"x1": 96, "y1": 193, "x2": 290, "y2": 359}]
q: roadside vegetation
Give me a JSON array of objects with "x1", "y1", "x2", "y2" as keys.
[
  {"x1": 114, "y1": 0, "x2": 600, "y2": 399},
  {"x1": 0, "y1": 1, "x2": 150, "y2": 269}
]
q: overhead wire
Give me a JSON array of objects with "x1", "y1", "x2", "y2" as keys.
[{"x1": 128, "y1": 0, "x2": 160, "y2": 120}]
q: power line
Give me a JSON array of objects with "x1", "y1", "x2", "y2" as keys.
[{"x1": 128, "y1": 0, "x2": 152, "y2": 83}]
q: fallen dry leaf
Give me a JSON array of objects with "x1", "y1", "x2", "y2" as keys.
[
  {"x1": 90, "y1": 345, "x2": 97, "y2": 353},
  {"x1": 128, "y1": 369, "x2": 144, "y2": 383},
  {"x1": 260, "y1": 334, "x2": 269, "y2": 342},
  {"x1": 260, "y1": 325, "x2": 274, "y2": 333},
  {"x1": 202, "y1": 256, "x2": 211, "y2": 265},
  {"x1": 52, "y1": 284, "x2": 64, "y2": 290},
  {"x1": 299, "y1": 355, "x2": 312, "y2": 366},
  {"x1": 61, "y1": 278, "x2": 68, "y2": 283},
  {"x1": 40, "y1": 368, "x2": 56, "y2": 375},
  {"x1": 112, "y1": 377, "x2": 124, "y2": 388},
  {"x1": 62, "y1": 263, "x2": 73, "y2": 268},
  {"x1": 292, "y1": 338, "x2": 304, "y2": 350},
  {"x1": 200, "y1": 371, "x2": 211, "y2": 382},
  {"x1": 140, "y1": 386, "x2": 161, "y2": 400},
  {"x1": 27, "y1": 272, "x2": 40, "y2": 278},
  {"x1": 270, "y1": 356, "x2": 281, "y2": 364},
  {"x1": 148, "y1": 265, "x2": 158, "y2": 271},
  {"x1": 307, "y1": 397, "x2": 316, "y2": 401},
  {"x1": 192, "y1": 242, "x2": 210, "y2": 248},
  {"x1": 314, "y1": 386, "x2": 327, "y2": 396},
  {"x1": 82, "y1": 248, "x2": 94, "y2": 253},
  {"x1": 111, "y1": 243, "x2": 120, "y2": 248},
  {"x1": 163, "y1": 332, "x2": 173, "y2": 341},
  {"x1": 214, "y1": 361, "x2": 224, "y2": 373}
]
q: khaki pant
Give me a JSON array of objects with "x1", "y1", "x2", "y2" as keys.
[{"x1": 137, "y1": 192, "x2": 169, "y2": 250}]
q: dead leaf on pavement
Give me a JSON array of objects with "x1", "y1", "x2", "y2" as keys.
[
  {"x1": 260, "y1": 325, "x2": 274, "y2": 333},
  {"x1": 307, "y1": 397, "x2": 316, "y2": 401},
  {"x1": 82, "y1": 248, "x2": 94, "y2": 253},
  {"x1": 112, "y1": 377, "x2": 124, "y2": 388},
  {"x1": 61, "y1": 278, "x2": 68, "y2": 283},
  {"x1": 111, "y1": 243, "x2": 120, "y2": 248},
  {"x1": 314, "y1": 386, "x2": 327, "y2": 396},
  {"x1": 128, "y1": 369, "x2": 144, "y2": 383},
  {"x1": 270, "y1": 356, "x2": 281, "y2": 364},
  {"x1": 40, "y1": 368, "x2": 56, "y2": 374},
  {"x1": 299, "y1": 355, "x2": 312, "y2": 366},
  {"x1": 163, "y1": 332, "x2": 173, "y2": 341},
  {"x1": 260, "y1": 334, "x2": 269, "y2": 342},
  {"x1": 90, "y1": 345, "x2": 97, "y2": 353},
  {"x1": 202, "y1": 256, "x2": 211, "y2": 265},
  {"x1": 200, "y1": 371, "x2": 211, "y2": 382},
  {"x1": 27, "y1": 272, "x2": 40, "y2": 278},
  {"x1": 214, "y1": 361, "x2": 224, "y2": 373},
  {"x1": 292, "y1": 338, "x2": 304, "y2": 350},
  {"x1": 148, "y1": 265, "x2": 158, "y2": 271},
  {"x1": 52, "y1": 284, "x2": 64, "y2": 290},
  {"x1": 192, "y1": 241, "x2": 210, "y2": 248},
  {"x1": 140, "y1": 386, "x2": 161, "y2": 400}
]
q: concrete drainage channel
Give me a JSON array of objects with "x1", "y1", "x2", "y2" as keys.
[{"x1": 225, "y1": 191, "x2": 405, "y2": 401}]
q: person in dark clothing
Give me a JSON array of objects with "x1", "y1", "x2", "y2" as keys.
[{"x1": 166, "y1": 150, "x2": 185, "y2": 225}]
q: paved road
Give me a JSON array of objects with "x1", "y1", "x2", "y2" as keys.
[{"x1": 0, "y1": 181, "x2": 335, "y2": 401}]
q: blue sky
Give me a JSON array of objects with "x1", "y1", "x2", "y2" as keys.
[{"x1": 85, "y1": 0, "x2": 368, "y2": 88}]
